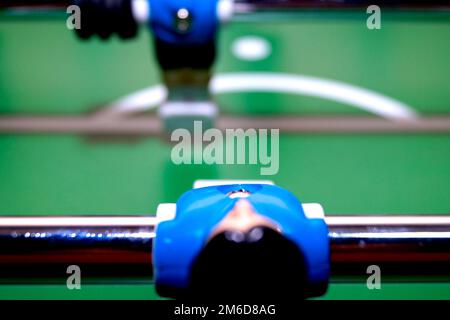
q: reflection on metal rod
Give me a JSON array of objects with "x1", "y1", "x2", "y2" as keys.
[
  {"x1": 234, "y1": 0, "x2": 450, "y2": 11},
  {"x1": 327, "y1": 215, "x2": 450, "y2": 282},
  {"x1": 0, "y1": 216, "x2": 156, "y2": 284},
  {"x1": 1, "y1": 0, "x2": 449, "y2": 10},
  {"x1": 0, "y1": 215, "x2": 449, "y2": 284}
]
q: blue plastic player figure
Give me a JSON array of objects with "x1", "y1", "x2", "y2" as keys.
[
  {"x1": 154, "y1": 183, "x2": 330, "y2": 300},
  {"x1": 150, "y1": 0, "x2": 221, "y2": 133},
  {"x1": 73, "y1": 0, "x2": 223, "y2": 133}
]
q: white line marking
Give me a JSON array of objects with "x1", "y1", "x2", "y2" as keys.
[
  {"x1": 212, "y1": 73, "x2": 418, "y2": 120},
  {"x1": 101, "y1": 73, "x2": 419, "y2": 120},
  {"x1": 232, "y1": 36, "x2": 271, "y2": 61},
  {"x1": 101, "y1": 84, "x2": 167, "y2": 117}
]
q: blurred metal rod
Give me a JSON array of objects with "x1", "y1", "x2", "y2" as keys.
[
  {"x1": 1, "y1": 115, "x2": 450, "y2": 135},
  {"x1": 2, "y1": 0, "x2": 449, "y2": 10},
  {"x1": 0, "y1": 215, "x2": 449, "y2": 284},
  {"x1": 234, "y1": 0, "x2": 450, "y2": 11},
  {"x1": 0, "y1": 1, "x2": 70, "y2": 9}
]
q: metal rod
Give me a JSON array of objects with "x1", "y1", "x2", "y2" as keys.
[
  {"x1": 232, "y1": 1, "x2": 450, "y2": 18},
  {"x1": 0, "y1": 216, "x2": 156, "y2": 284},
  {"x1": 1, "y1": 0, "x2": 449, "y2": 10},
  {"x1": 328, "y1": 215, "x2": 450, "y2": 282},
  {"x1": 1, "y1": 0, "x2": 449, "y2": 20},
  {"x1": 0, "y1": 215, "x2": 449, "y2": 284},
  {"x1": 1, "y1": 115, "x2": 450, "y2": 135}
]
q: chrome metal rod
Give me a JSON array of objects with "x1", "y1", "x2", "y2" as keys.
[
  {"x1": 1, "y1": 0, "x2": 448, "y2": 10},
  {"x1": 1, "y1": 0, "x2": 449, "y2": 18},
  {"x1": 233, "y1": 0, "x2": 450, "y2": 16},
  {"x1": 0, "y1": 216, "x2": 156, "y2": 284},
  {"x1": 0, "y1": 215, "x2": 449, "y2": 284},
  {"x1": 327, "y1": 215, "x2": 450, "y2": 282}
]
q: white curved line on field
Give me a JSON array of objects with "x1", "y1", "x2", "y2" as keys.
[{"x1": 102, "y1": 73, "x2": 418, "y2": 120}]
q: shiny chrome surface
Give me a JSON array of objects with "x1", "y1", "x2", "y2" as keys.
[
  {"x1": 234, "y1": 0, "x2": 450, "y2": 11},
  {"x1": 327, "y1": 215, "x2": 450, "y2": 282},
  {"x1": 2, "y1": 0, "x2": 448, "y2": 10},
  {"x1": 0, "y1": 216, "x2": 156, "y2": 284},
  {"x1": 2, "y1": 0, "x2": 449, "y2": 18},
  {"x1": 0, "y1": 216, "x2": 159, "y2": 227},
  {"x1": 0, "y1": 215, "x2": 449, "y2": 283}
]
